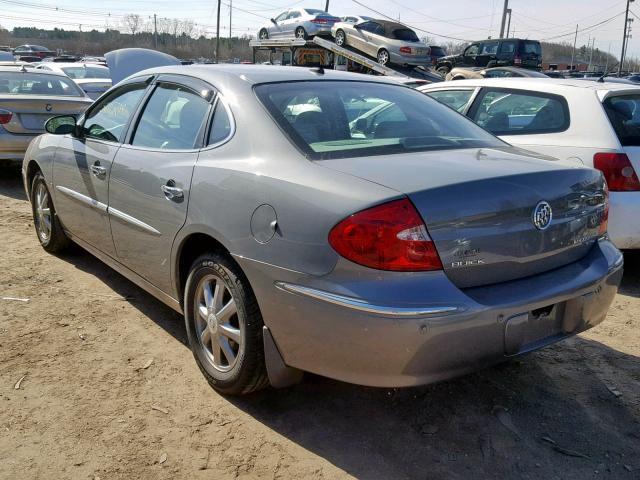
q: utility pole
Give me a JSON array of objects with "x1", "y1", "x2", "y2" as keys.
[
  {"x1": 506, "y1": 9, "x2": 512, "y2": 38},
  {"x1": 229, "y1": 0, "x2": 232, "y2": 42},
  {"x1": 324, "y1": 0, "x2": 329, "y2": 12},
  {"x1": 153, "y1": 14, "x2": 158, "y2": 49},
  {"x1": 619, "y1": 0, "x2": 634, "y2": 77},
  {"x1": 588, "y1": 37, "x2": 595, "y2": 71},
  {"x1": 499, "y1": 0, "x2": 509, "y2": 38},
  {"x1": 570, "y1": 24, "x2": 578, "y2": 71},
  {"x1": 215, "y1": 0, "x2": 221, "y2": 63}
]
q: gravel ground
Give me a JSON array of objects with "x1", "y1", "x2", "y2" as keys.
[{"x1": 1, "y1": 164, "x2": 639, "y2": 480}]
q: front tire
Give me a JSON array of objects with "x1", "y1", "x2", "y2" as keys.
[
  {"x1": 184, "y1": 253, "x2": 269, "y2": 395},
  {"x1": 377, "y1": 48, "x2": 390, "y2": 66},
  {"x1": 335, "y1": 29, "x2": 346, "y2": 46},
  {"x1": 295, "y1": 27, "x2": 307, "y2": 40},
  {"x1": 258, "y1": 28, "x2": 268, "y2": 40},
  {"x1": 30, "y1": 171, "x2": 70, "y2": 253},
  {"x1": 436, "y1": 65, "x2": 451, "y2": 76}
]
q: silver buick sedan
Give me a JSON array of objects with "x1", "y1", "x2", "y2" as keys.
[{"x1": 23, "y1": 65, "x2": 622, "y2": 395}]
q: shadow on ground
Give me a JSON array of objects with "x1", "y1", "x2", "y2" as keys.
[
  {"x1": 2, "y1": 168, "x2": 638, "y2": 479},
  {"x1": 0, "y1": 163, "x2": 27, "y2": 201}
]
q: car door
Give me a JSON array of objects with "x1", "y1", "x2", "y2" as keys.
[
  {"x1": 460, "y1": 43, "x2": 480, "y2": 67},
  {"x1": 348, "y1": 22, "x2": 371, "y2": 51},
  {"x1": 107, "y1": 75, "x2": 213, "y2": 293},
  {"x1": 51, "y1": 80, "x2": 149, "y2": 256},
  {"x1": 477, "y1": 41, "x2": 499, "y2": 66},
  {"x1": 270, "y1": 11, "x2": 289, "y2": 37},
  {"x1": 284, "y1": 10, "x2": 301, "y2": 36},
  {"x1": 362, "y1": 22, "x2": 385, "y2": 56}
]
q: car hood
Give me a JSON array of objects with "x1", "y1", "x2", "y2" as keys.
[{"x1": 105, "y1": 48, "x2": 180, "y2": 84}]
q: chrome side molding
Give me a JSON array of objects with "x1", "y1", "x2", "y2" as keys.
[
  {"x1": 275, "y1": 281, "x2": 460, "y2": 318},
  {"x1": 55, "y1": 185, "x2": 107, "y2": 212}
]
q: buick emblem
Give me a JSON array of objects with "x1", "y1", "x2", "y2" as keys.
[
  {"x1": 532, "y1": 201, "x2": 553, "y2": 230},
  {"x1": 45, "y1": 104, "x2": 52, "y2": 112}
]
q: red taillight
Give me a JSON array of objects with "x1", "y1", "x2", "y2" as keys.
[
  {"x1": 594, "y1": 152, "x2": 640, "y2": 191},
  {"x1": 311, "y1": 18, "x2": 328, "y2": 24},
  {"x1": 514, "y1": 55, "x2": 522, "y2": 65},
  {"x1": 328, "y1": 198, "x2": 443, "y2": 271},
  {"x1": 599, "y1": 185, "x2": 609, "y2": 236},
  {"x1": 0, "y1": 109, "x2": 12, "y2": 124},
  {"x1": 399, "y1": 46, "x2": 412, "y2": 54}
]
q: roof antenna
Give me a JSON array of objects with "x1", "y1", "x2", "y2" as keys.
[
  {"x1": 20, "y1": 64, "x2": 27, "y2": 73},
  {"x1": 597, "y1": 63, "x2": 618, "y2": 83},
  {"x1": 312, "y1": 64, "x2": 325, "y2": 75}
]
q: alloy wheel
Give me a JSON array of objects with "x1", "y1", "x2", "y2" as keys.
[
  {"x1": 34, "y1": 182, "x2": 52, "y2": 243},
  {"x1": 194, "y1": 273, "x2": 242, "y2": 372},
  {"x1": 377, "y1": 49, "x2": 389, "y2": 65}
]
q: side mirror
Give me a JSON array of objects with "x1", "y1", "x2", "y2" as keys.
[
  {"x1": 270, "y1": 18, "x2": 277, "y2": 25},
  {"x1": 45, "y1": 115, "x2": 77, "y2": 135}
]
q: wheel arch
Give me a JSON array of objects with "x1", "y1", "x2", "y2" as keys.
[{"x1": 25, "y1": 159, "x2": 42, "y2": 197}]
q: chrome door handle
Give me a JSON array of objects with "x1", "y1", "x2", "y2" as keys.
[
  {"x1": 161, "y1": 182, "x2": 183, "y2": 201},
  {"x1": 89, "y1": 164, "x2": 106, "y2": 178}
]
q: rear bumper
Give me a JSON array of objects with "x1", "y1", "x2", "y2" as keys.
[
  {"x1": 303, "y1": 23, "x2": 334, "y2": 37},
  {"x1": 237, "y1": 238, "x2": 623, "y2": 387},
  {"x1": 608, "y1": 192, "x2": 640, "y2": 249},
  {"x1": 0, "y1": 130, "x2": 36, "y2": 161},
  {"x1": 389, "y1": 51, "x2": 432, "y2": 66}
]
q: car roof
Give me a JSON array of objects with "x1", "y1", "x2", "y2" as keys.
[
  {"x1": 0, "y1": 65, "x2": 68, "y2": 77},
  {"x1": 42, "y1": 62, "x2": 108, "y2": 68},
  {"x1": 133, "y1": 64, "x2": 402, "y2": 87},
  {"x1": 421, "y1": 77, "x2": 640, "y2": 93}
]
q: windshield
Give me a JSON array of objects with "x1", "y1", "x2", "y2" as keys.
[
  {"x1": 255, "y1": 81, "x2": 504, "y2": 160},
  {"x1": 0, "y1": 72, "x2": 84, "y2": 96},
  {"x1": 393, "y1": 29, "x2": 420, "y2": 42},
  {"x1": 603, "y1": 94, "x2": 640, "y2": 146},
  {"x1": 61, "y1": 66, "x2": 110, "y2": 79}
]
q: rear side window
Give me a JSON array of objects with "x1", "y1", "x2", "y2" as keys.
[
  {"x1": 469, "y1": 89, "x2": 569, "y2": 135},
  {"x1": 430, "y1": 46, "x2": 446, "y2": 56},
  {"x1": 499, "y1": 41, "x2": 517, "y2": 54},
  {"x1": 208, "y1": 101, "x2": 233, "y2": 145},
  {"x1": 255, "y1": 81, "x2": 504, "y2": 160},
  {"x1": 132, "y1": 83, "x2": 210, "y2": 149},
  {"x1": 603, "y1": 95, "x2": 640, "y2": 146},
  {"x1": 519, "y1": 41, "x2": 541, "y2": 56},
  {"x1": 393, "y1": 29, "x2": 419, "y2": 42},
  {"x1": 425, "y1": 89, "x2": 475, "y2": 112},
  {"x1": 480, "y1": 42, "x2": 498, "y2": 55}
]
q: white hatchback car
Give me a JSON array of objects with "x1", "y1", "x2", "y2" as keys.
[{"x1": 419, "y1": 78, "x2": 640, "y2": 249}]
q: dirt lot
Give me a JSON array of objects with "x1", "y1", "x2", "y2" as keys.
[{"x1": 0, "y1": 164, "x2": 639, "y2": 480}]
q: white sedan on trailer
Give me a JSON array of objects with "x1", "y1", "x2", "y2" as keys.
[{"x1": 419, "y1": 78, "x2": 640, "y2": 249}]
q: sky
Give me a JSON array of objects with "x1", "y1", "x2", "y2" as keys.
[{"x1": 0, "y1": 0, "x2": 636, "y2": 60}]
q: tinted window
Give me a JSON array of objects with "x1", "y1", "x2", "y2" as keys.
[
  {"x1": 305, "y1": 9, "x2": 325, "y2": 15},
  {"x1": 470, "y1": 89, "x2": 569, "y2": 135},
  {"x1": 393, "y1": 29, "x2": 419, "y2": 42},
  {"x1": 83, "y1": 85, "x2": 146, "y2": 142},
  {"x1": 603, "y1": 95, "x2": 640, "y2": 146},
  {"x1": 480, "y1": 42, "x2": 498, "y2": 55},
  {"x1": 371, "y1": 23, "x2": 385, "y2": 35},
  {"x1": 464, "y1": 44, "x2": 479, "y2": 56},
  {"x1": 255, "y1": 81, "x2": 503, "y2": 160},
  {"x1": 61, "y1": 66, "x2": 110, "y2": 79},
  {"x1": 519, "y1": 41, "x2": 541, "y2": 55},
  {"x1": 430, "y1": 46, "x2": 446, "y2": 56},
  {"x1": 0, "y1": 72, "x2": 83, "y2": 96},
  {"x1": 499, "y1": 41, "x2": 517, "y2": 54},
  {"x1": 426, "y1": 89, "x2": 475, "y2": 112},
  {"x1": 208, "y1": 101, "x2": 232, "y2": 145},
  {"x1": 133, "y1": 83, "x2": 210, "y2": 149}
]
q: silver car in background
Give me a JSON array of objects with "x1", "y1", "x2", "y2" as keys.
[
  {"x1": 332, "y1": 19, "x2": 431, "y2": 66},
  {"x1": 258, "y1": 8, "x2": 340, "y2": 40},
  {"x1": 0, "y1": 67, "x2": 92, "y2": 163},
  {"x1": 23, "y1": 65, "x2": 621, "y2": 396},
  {"x1": 36, "y1": 62, "x2": 112, "y2": 100}
]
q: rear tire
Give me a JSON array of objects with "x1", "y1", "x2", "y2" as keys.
[
  {"x1": 377, "y1": 48, "x2": 390, "y2": 66},
  {"x1": 30, "y1": 171, "x2": 70, "y2": 253},
  {"x1": 335, "y1": 29, "x2": 346, "y2": 46},
  {"x1": 258, "y1": 28, "x2": 268, "y2": 40},
  {"x1": 184, "y1": 253, "x2": 269, "y2": 395},
  {"x1": 295, "y1": 27, "x2": 308, "y2": 40}
]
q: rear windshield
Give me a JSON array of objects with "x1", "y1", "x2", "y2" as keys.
[
  {"x1": 304, "y1": 9, "x2": 325, "y2": 15},
  {"x1": 430, "y1": 46, "x2": 446, "y2": 56},
  {"x1": 603, "y1": 95, "x2": 640, "y2": 146},
  {"x1": 393, "y1": 29, "x2": 420, "y2": 42},
  {"x1": 61, "y1": 66, "x2": 110, "y2": 79},
  {"x1": 0, "y1": 72, "x2": 84, "y2": 96},
  {"x1": 255, "y1": 81, "x2": 504, "y2": 160},
  {"x1": 519, "y1": 41, "x2": 541, "y2": 56}
]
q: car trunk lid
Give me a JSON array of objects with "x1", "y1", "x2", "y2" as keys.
[
  {"x1": 0, "y1": 96, "x2": 91, "y2": 134},
  {"x1": 318, "y1": 147, "x2": 607, "y2": 288}
]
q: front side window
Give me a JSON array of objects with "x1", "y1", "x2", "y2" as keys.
[
  {"x1": 83, "y1": 84, "x2": 147, "y2": 142},
  {"x1": 603, "y1": 95, "x2": 640, "y2": 146},
  {"x1": 426, "y1": 89, "x2": 475, "y2": 113},
  {"x1": 255, "y1": 81, "x2": 504, "y2": 160},
  {"x1": 480, "y1": 42, "x2": 498, "y2": 55},
  {"x1": 358, "y1": 22, "x2": 375, "y2": 33},
  {"x1": 275, "y1": 12, "x2": 288, "y2": 22},
  {"x1": 371, "y1": 23, "x2": 385, "y2": 36},
  {"x1": 464, "y1": 44, "x2": 479, "y2": 57},
  {"x1": 0, "y1": 72, "x2": 84, "y2": 96},
  {"x1": 132, "y1": 83, "x2": 210, "y2": 149},
  {"x1": 470, "y1": 89, "x2": 569, "y2": 135}
]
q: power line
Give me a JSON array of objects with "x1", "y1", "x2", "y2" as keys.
[{"x1": 540, "y1": 11, "x2": 625, "y2": 41}]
